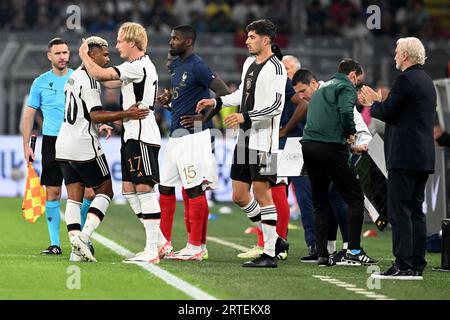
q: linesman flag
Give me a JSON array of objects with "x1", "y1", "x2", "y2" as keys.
[{"x1": 22, "y1": 135, "x2": 46, "y2": 223}]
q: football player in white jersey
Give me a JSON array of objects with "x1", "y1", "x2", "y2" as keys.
[
  {"x1": 197, "y1": 20, "x2": 289, "y2": 268},
  {"x1": 56, "y1": 36, "x2": 149, "y2": 262},
  {"x1": 79, "y1": 23, "x2": 171, "y2": 264}
]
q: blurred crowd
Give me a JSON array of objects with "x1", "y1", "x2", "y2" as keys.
[
  {"x1": 0, "y1": 0, "x2": 292, "y2": 34},
  {"x1": 0, "y1": 0, "x2": 449, "y2": 38},
  {"x1": 306, "y1": 0, "x2": 450, "y2": 39}
]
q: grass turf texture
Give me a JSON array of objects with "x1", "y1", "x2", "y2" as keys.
[{"x1": 0, "y1": 197, "x2": 448, "y2": 300}]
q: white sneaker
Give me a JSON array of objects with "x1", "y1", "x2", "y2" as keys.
[
  {"x1": 123, "y1": 251, "x2": 160, "y2": 264},
  {"x1": 237, "y1": 246, "x2": 263, "y2": 259},
  {"x1": 158, "y1": 241, "x2": 174, "y2": 259},
  {"x1": 167, "y1": 244, "x2": 204, "y2": 261},
  {"x1": 69, "y1": 250, "x2": 85, "y2": 262},
  {"x1": 72, "y1": 235, "x2": 97, "y2": 262}
]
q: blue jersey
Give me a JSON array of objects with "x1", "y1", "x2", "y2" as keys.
[
  {"x1": 27, "y1": 69, "x2": 73, "y2": 136},
  {"x1": 279, "y1": 79, "x2": 306, "y2": 149},
  {"x1": 169, "y1": 54, "x2": 215, "y2": 136}
]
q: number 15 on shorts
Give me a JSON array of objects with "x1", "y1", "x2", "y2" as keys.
[{"x1": 183, "y1": 165, "x2": 197, "y2": 183}]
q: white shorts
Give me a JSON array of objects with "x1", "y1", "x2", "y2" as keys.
[{"x1": 160, "y1": 129, "x2": 218, "y2": 190}]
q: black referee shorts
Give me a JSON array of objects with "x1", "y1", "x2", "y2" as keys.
[
  {"x1": 41, "y1": 135, "x2": 63, "y2": 187},
  {"x1": 121, "y1": 139, "x2": 160, "y2": 186}
]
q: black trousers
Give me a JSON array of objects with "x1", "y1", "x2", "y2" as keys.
[
  {"x1": 302, "y1": 141, "x2": 364, "y2": 257},
  {"x1": 387, "y1": 169, "x2": 429, "y2": 272}
]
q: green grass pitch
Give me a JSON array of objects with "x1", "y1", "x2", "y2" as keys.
[{"x1": 0, "y1": 197, "x2": 449, "y2": 300}]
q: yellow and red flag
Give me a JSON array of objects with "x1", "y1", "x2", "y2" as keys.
[{"x1": 21, "y1": 162, "x2": 46, "y2": 223}]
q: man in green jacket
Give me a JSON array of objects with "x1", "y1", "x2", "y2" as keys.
[{"x1": 301, "y1": 59, "x2": 377, "y2": 266}]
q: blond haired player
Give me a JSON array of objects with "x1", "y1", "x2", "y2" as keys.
[{"x1": 79, "y1": 23, "x2": 171, "y2": 264}]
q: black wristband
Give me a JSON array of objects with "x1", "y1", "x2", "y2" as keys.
[
  {"x1": 215, "y1": 97, "x2": 223, "y2": 109},
  {"x1": 243, "y1": 112, "x2": 252, "y2": 124}
]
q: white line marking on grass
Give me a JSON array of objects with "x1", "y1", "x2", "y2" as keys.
[
  {"x1": 61, "y1": 213, "x2": 217, "y2": 300},
  {"x1": 313, "y1": 275, "x2": 391, "y2": 300},
  {"x1": 335, "y1": 283, "x2": 357, "y2": 288},
  {"x1": 91, "y1": 233, "x2": 217, "y2": 300},
  {"x1": 207, "y1": 236, "x2": 251, "y2": 252},
  {"x1": 346, "y1": 287, "x2": 367, "y2": 292}
]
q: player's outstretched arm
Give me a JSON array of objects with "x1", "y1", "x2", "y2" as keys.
[
  {"x1": 196, "y1": 99, "x2": 216, "y2": 113},
  {"x1": 90, "y1": 104, "x2": 149, "y2": 123},
  {"x1": 280, "y1": 95, "x2": 308, "y2": 137},
  {"x1": 79, "y1": 39, "x2": 120, "y2": 81},
  {"x1": 209, "y1": 76, "x2": 230, "y2": 97},
  {"x1": 224, "y1": 113, "x2": 244, "y2": 129}
]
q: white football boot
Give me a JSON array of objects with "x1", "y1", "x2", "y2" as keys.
[
  {"x1": 167, "y1": 243, "x2": 204, "y2": 261},
  {"x1": 123, "y1": 251, "x2": 160, "y2": 264},
  {"x1": 71, "y1": 234, "x2": 97, "y2": 262}
]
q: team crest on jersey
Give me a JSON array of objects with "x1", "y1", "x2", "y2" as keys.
[
  {"x1": 180, "y1": 72, "x2": 188, "y2": 86},
  {"x1": 246, "y1": 78, "x2": 252, "y2": 91}
]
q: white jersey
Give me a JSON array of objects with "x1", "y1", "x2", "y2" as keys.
[
  {"x1": 219, "y1": 56, "x2": 287, "y2": 153},
  {"x1": 114, "y1": 55, "x2": 161, "y2": 145},
  {"x1": 56, "y1": 67, "x2": 103, "y2": 161}
]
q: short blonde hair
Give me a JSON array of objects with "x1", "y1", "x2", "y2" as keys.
[
  {"x1": 86, "y1": 36, "x2": 108, "y2": 47},
  {"x1": 118, "y1": 22, "x2": 148, "y2": 52},
  {"x1": 396, "y1": 37, "x2": 426, "y2": 65}
]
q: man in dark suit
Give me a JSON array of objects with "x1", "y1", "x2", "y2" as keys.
[{"x1": 360, "y1": 37, "x2": 436, "y2": 280}]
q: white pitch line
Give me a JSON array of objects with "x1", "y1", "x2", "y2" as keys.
[
  {"x1": 205, "y1": 237, "x2": 394, "y2": 301},
  {"x1": 313, "y1": 275, "x2": 391, "y2": 300},
  {"x1": 335, "y1": 283, "x2": 356, "y2": 288},
  {"x1": 346, "y1": 287, "x2": 367, "y2": 292},
  {"x1": 61, "y1": 213, "x2": 217, "y2": 300},
  {"x1": 207, "y1": 236, "x2": 251, "y2": 252},
  {"x1": 91, "y1": 232, "x2": 217, "y2": 300},
  {"x1": 207, "y1": 244, "x2": 392, "y2": 300}
]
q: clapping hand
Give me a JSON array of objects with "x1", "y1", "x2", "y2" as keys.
[{"x1": 358, "y1": 85, "x2": 382, "y2": 106}]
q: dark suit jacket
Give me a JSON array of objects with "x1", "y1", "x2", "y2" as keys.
[{"x1": 371, "y1": 64, "x2": 436, "y2": 172}]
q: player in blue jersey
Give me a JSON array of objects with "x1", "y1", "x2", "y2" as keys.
[
  {"x1": 22, "y1": 38, "x2": 105, "y2": 255},
  {"x1": 157, "y1": 25, "x2": 230, "y2": 260}
]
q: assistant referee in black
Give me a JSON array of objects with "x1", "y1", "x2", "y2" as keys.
[{"x1": 301, "y1": 59, "x2": 377, "y2": 266}]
